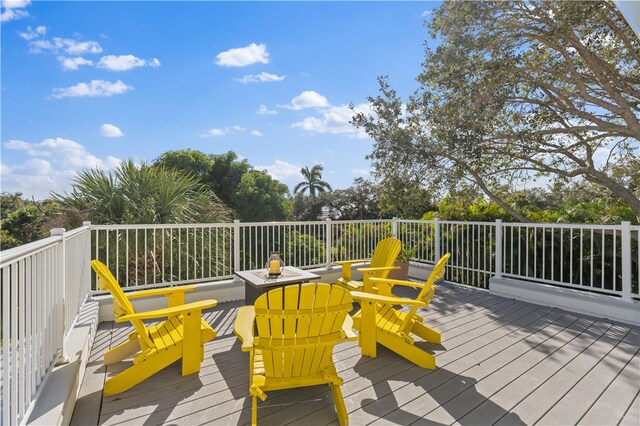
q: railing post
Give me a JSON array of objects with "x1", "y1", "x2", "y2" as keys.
[
  {"x1": 325, "y1": 218, "x2": 332, "y2": 270},
  {"x1": 50, "y1": 227, "x2": 66, "y2": 357},
  {"x1": 83, "y1": 221, "x2": 92, "y2": 297},
  {"x1": 392, "y1": 217, "x2": 398, "y2": 238},
  {"x1": 233, "y1": 220, "x2": 241, "y2": 273},
  {"x1": 495, "y1": 219, "x2": 503, "y2": 279},
  {"x1": 621, "y1": 221, "x2": 632, "y2": 302},
  {"x1": 434, "y1": 218, "x2": 441, "y2": 261}
]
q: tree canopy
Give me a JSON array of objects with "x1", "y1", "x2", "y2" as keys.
[
  {"x1": 354, "y1": 0, "x2": 640, "y2": 221},
  {"x1": 234, "y1": 170, "x2": 291, "y2": 221},
  {"x1": 154, "y1": 149, "x2": 291, "y2": 221}
]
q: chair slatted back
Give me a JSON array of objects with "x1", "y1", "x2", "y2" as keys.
[
  {"x1": 401, "y1": 253, "x2": 451, "y2": 332},
  {"x1": 254, "y1": 283, "x2": 352, "y2": 379},
  {"x1": 369, "y1": 237, "x2": 402, "y2": 270},
  {"x1": 91, "y1": 260, "x2": 155, "y2": 350}
]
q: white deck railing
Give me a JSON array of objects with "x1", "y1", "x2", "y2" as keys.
[
  {"x1": 90, "y1": 219, "x2": 638, "y2": 300},
  {"x1": 0, "y1": 218, "x2": 638, "y2": 425},
  {"x1": 0, "y1": 222, "x2": 91, "y2": 426}
]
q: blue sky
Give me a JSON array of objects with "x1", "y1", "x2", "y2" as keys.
[{"x1": 1, "y1": 0, "x2": 437, "y2": 199}]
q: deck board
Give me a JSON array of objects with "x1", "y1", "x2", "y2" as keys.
[{"x1": 71, "y1": 281, "x2": 640, "y2": 426}]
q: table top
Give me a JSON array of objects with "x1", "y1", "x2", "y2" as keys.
[{"x1": 235, "y1": 266, "x2": 320, "y2": 288}]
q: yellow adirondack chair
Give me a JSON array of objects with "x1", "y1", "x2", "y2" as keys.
[
  {"x1": 91, "y1": 259, "x2": 218, "y2": 396},
  {"x1": 335, "y1": 237, "x2": 401, "y2": 292},
  {"x1": 234, "y1": 283, "x2": 357, "y2": 426},
  {"x1": 350, "y1": 253, "x2": 451, "y2": 369}
]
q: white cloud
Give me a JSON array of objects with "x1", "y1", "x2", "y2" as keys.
[
  {"x1": 58, "y1": 56, "x2": 94, "y2": 71},
  {"x1": 280, "y1": 91, "x2": 329, "y2": 110},
  {"x1": 100, "y1": 124, "x2": 124, "y2": 138},
  {"x1": 292, "y1": 103, "x2": 371, "y2": 138},
  {"x1": 1, "y1": 137, "x2": 122, "y2": 199},
  {"x1": 257, "y1": 104, "x2": 277, "y2": 115},
  {"x1": 51, "y1": 80, "x2": 133, "y2": 99},
  {"x1": 201, "y1": 128, "x2": 225, "y2": 137},
  {"x1": 251, "y1": 130, "x2": 264, "y2": 137},
  {"x1": 236, "y1": 72, "x2": 285, "y2": 84},
  {"x1": 200, "y1": 125, "x2": 246, "y2": 138},
  {"x1": 19, "y1": 25, "x2": 46, "y2": 41},
  {"x1": 30, "y1": 37, "x2": 103, "y2": 55},
  {"x1": 215, "y1": 42, "x2": 269, "y2": 67},
  {"x1": 256, "y1": 160, "x2": 302, "y2": 182},
  {"x1": 1, "y1": 0, "x2": 30, "y2": 22},
  {"x1": 4, "y1": 139, "x2": 31, "y2": 150},
  {"x1": 97, "y1": 55, "x2": 161, "y2": 71}
]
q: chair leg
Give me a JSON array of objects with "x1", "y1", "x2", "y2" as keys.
[
  {"x1": 182, "y1": 312, "x2": 203, "y2": 376},
  {"x1": 412, "y1": 322, "x2": 441, "y2": 344},
  {"x1": 359, "y1": 301, "x2": 377, "y2": 358},
  {"x1": 104, "y1": 347, "x2": 181, "y2": 396},
  {"x1": 104, "y1": 338, "x2": 140, "y2": 365},
  {"x1": 330, "y1": 383, "x2": 349, "y2": 426},
  {"x1": 377, "y1": 332, "x2": 436, "y2": 369},
  {"x1": 252, "y1": 395, "x2": 258, "y2": 426}
]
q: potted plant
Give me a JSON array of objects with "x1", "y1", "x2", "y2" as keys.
[{"x1": 387, "y1": 246, "x2": 417, "y2": 280}]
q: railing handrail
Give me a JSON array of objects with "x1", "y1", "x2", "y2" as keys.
[{"x1": 0, "y1": 235, "x2": 62, "y2": 266}]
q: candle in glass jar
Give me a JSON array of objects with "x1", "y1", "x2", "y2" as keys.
[{"x1": 269, "y1": 259, "x2": 280, "y2": 274}]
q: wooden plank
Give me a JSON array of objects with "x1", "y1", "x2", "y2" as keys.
[
  {"x1": 538, "y1": 332, "x2": 640, "y2": 425},
  {"x1": 405, "y1": 315, "x2": 601, "y2": 425},
  {"x1": 285, "y1": 302, "x2": 553, "y2": 425},
  {"x1": 579, "y1": 346, "x2": 640, "y2": 425},
  {"x1": 619, "y1": 391, "x2": 640, "y2": 426},
  {"x1": 489, "y1": 323, "x2": 628, "y2": 426},
  {"x1": 325, "y1": 306, "x2": 572, "y2": 426},
  {"x1": 69, "y1": 283, "x2": 640, "y2": 426}
]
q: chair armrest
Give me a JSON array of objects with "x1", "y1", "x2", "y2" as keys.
[
  {"x1": 350, "y1": 291, "x2": 426, "y2": 307},
  {"x1": 116, "y1": 299, "x2": 217, "y2": 322},
  {"x1": 234, "y1": 306, "x2": 256, "y2": 352},
  {"x1": 335, "y1": 259, "x2": 371, "y2": 266},
  {"x1": 357, "y1": 266, "x2": 400, "y2": 273},
  {"x1": 367, "y1": 277, "x2": 424, "y2": 288},
  {"x1": 125, "y1": 285, "x2": 198, "y2": 299},
  {"x1": 342, "y1": 315, "x2": 357, "y2": 341}
]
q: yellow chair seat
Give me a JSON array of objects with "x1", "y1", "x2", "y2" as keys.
[
  {"x1": 91, "y1": 260, "x2": 218, "y2": 396},
  {"x1": 335, "y1": 237, "x2": 401, "y2": 293},
  {"x1": 351, "y1": 253, "x2": 451, "y2": 369},
  {"x1": 234, "y1": 283, "x2": 357, "y2": 426}
]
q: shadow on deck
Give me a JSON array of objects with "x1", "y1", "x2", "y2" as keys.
[{"x1": 71, "y1": 282, "x2": 640, "y2": 426}]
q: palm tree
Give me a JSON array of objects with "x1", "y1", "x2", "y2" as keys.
[
  {"x1": 53, "y1": 160, "x2": 231, "y2": 224},
  {"x1": 294, "y1": 165, "x2": 332, "y2": 197}
]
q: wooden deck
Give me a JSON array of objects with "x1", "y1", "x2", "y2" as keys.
[{"x1": 71, "y1": 282, "x2": 640, "y2": 426}]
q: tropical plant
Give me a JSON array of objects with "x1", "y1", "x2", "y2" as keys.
[
  {"x1": 53, "y1": 160, "x2": 231, "y2": 224},
  {"x1": 294, "y1": 165, "x2": 332, "y2": 198}
]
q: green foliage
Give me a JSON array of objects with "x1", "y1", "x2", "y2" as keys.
[
  {"x1": 234, "y1": 170, "x2": 291, "y2": 222},
  {"x1": 0, "y1": 192, "x2": 60, "y2": 248},
  {"x1": 291, "y1": 192, "x2": 323, "y2": 221},
  {"x1": 423, "y1": 183, "x2": 638, "y2": 225},
  {"x1": 154, "y1": 149, "x2": 291, "y2": 221},
  {"x1": 53, "y1": 160, "x2": 231, "y2": 225},
  {"x1": 282, "y1": 230, "x2": 325, "y2": 268},
  {"x1": 320, "y1": 178, "x2": 382, "y2": 220},
  {"x1": 397, "y1": 246, "x2": 417, "y2": 263},
  {"x1": 355, "y1": 0, "x2": 640, "y2": 221}
]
